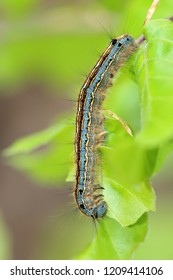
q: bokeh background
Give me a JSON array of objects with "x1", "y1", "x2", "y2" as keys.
[{"x1": 0, "y1": 0, "x2": 173, "y2": 259}]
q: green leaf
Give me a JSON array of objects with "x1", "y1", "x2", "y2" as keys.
[
  {"x1": 3, "y1": 120, "x2": 74, "y2": 185},
  {"x1": 104, "y1": 178, "x2": 155, "y2": 226},
  {"x1": 101, "y1": 122, "x2": 159, "y2": 184},
  {"x1": 153, "y1": 140, "x2": 173, "y2": 174},
  {"x1": 135, "y1": 19, "x2": 173, "y2": 146},
  {"x1": 104, "y1": 75, "x2": 140, "y2": 134},
  {"x1": 77, "y1": 214, "x2": 148, "y2": 260},
  {"x1": 4, "y1": 121, "x2": 69, "y2": 156}
]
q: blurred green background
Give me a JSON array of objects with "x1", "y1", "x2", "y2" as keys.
[{"x1": 0, "y1": 0, "x2": 173, "y2": 259}]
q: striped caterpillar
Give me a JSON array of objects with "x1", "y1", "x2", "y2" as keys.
[{"x1": 75, "y1": 35, "x2": 137, "y2": 219}]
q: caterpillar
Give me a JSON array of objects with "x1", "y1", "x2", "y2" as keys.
[{"x1": 75, "y1": 35, "x2": 137, "y2": 219}]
